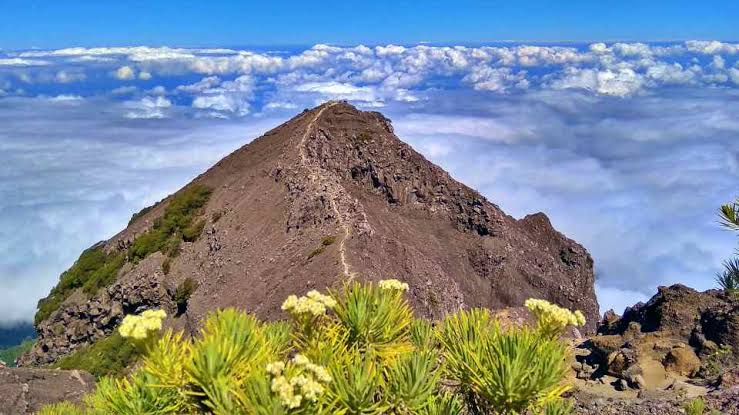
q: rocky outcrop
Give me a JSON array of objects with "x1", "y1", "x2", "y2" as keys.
[
  {"x1": 569, "y1": 284, "x2": 739, "y2": 414},
  {"x1": 0, "y1": 367, "x2": 94, "y2": 414},
  {"x1": 25, "y1": 101, "x2": 598, "y2": 365},
  {"x1": 20, "y1": 255, "x2": 171, "y2": 366}
]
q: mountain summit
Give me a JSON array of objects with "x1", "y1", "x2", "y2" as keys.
[{"x1": 23, "y1": 102, "x2": 598, "y2": 365}]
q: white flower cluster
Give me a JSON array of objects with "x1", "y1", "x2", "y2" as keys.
[
  {"x1": 267, "y1": 354, "x2": 332, "y2": 409},
  {"x1": 281, "y1": 290, "x2": 337, "y2": 317},
  {"x1": 524, "y1": 298, "x2": 586, "y2": 331},
  {"x1": 378, "y1": 279, "x2": 409, "y2": 291},
  {"x1": 118, "y1": 309, "x2": 167, "y2": 340}
]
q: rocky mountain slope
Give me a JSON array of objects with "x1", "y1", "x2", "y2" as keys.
[{"x1": 21, "y1": 101, "x2": 598, "y2": 366}]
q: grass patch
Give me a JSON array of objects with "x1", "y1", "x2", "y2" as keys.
[
  {"x1": 307, "y1": 235, "x2": 337, "y2": 260},
  {"x1": 35, "y1": 184, "x2": 212, "y2": 326},
  {"x1": 0, "y1": 339, "x2": 34, "y2": 367},
  {"x1": 129, "y1": 184, "x2": 211, "y2": 260},
  {"x1": 53, "y1": 332, "x2": 141, "y2": 378}
]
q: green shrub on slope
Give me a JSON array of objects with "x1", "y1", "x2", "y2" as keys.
[{"x1": 53, "y1": 332, "x2": 141, "y2": 378}]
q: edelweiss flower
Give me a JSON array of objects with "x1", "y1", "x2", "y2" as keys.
[
  {"x1": 118, "y1": 309, "x2": 167, "y2": 340},
  {"x1": 281, "y1": 290, "x2": 336, "y2": 317},
  {"x1": 525, "y1": 298, "x2": 586, "y2": 336},
  {"x1": 378, "y1": 279, "x2": 410, "y2": 291}
]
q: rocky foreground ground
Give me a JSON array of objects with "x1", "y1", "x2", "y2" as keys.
[
  {"x1": 569, "y1": 284, "x2": 739, "y2": 414},
  {"x1": 0, "y1": 366, "x2": 94, "y2": 415}
]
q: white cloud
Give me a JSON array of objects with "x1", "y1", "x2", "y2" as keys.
[
  {"x1": 0, "y1": 58, "x2": 51, "y2": 66},
  {"x1": 124, "y1": 96, "x2": 172, "y2": 119},
  {"x1": 46, "y1": 95, "x2": 84, "y2": 102},
  {"x1": 685, "y1": 40, "x2": 739, "y2": 55},
  {"x1": 138, "y1": 71, "x2": 152, "y2": 80},
  {"x1": 190, "y1": 75, "x2": 256, "y2": 116},
  {"x1": 176, "y1": 76, "x2": 222, "y2": 93},
  {"x1": 549, "y1": 67, "x2": 644, "y2": 97},
  {"x1": 114, "y1": 66, "x2": 136, "y2": 80},
  {"x1": 55, "y1": 70, "x2": 86, "y2": 83},
  {"x1": 111, "y1": 86, "x2": 138, "y2": 95}
]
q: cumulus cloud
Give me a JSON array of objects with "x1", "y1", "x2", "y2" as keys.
[
  {"x1": 114, "y1": 65, "x2": 136, "y2": 80},
  {"x1": 124, "y1": 96, "x2": 173, "y2": 119},
  {"x1": 0, "y1": 58, "x2": 51, "y2": 66}
]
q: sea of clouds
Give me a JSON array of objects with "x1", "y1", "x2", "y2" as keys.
[{"x1": 1, "y1": 41, "x2": 738, "y2": 326}]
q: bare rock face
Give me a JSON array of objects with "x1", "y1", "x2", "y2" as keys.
[
  {"x1": 23, "y1": 102, "x2": 598, "y2": 366},
  {"x1": 0, "y1": 367, "x2": 94, "y2": 414}
]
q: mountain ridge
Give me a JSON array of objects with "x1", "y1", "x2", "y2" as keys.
[{"x1": 22, "y1": 101, "x2": 598, "y2": 366}]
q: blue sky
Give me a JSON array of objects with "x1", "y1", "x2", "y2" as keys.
[
  {"x1": 1, "y1": 1, "x2": 738, "y2": 49},
  {"x1": 0, "y1": 3, "x2": 739, "y2": 326}
]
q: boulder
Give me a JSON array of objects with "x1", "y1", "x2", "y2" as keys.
[{"x1": 662, "y1": 344, "x2": 701, "y2": 377}]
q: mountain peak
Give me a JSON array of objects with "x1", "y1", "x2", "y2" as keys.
[{"x1": 22, "y1": 102, "x2": 598, "y2": 366}]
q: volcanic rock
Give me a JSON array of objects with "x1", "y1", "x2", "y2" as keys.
[{"x1": 0, "y1": 367, "x2": 94, "y2": 414}]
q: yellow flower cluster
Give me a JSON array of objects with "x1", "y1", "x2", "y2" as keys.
[
  {"x1": 281, "y1": 290, "x2": 337, "y2": 317},
  {"x1": 267, "y1": 354, "x2": 331, "y2": 409},
  {"x1": 118, "y1": 309, "x2": 167, "y2": 340},
  {"x1": 378, "y1": 279, "x2": 410, "y2": 291},
  {"x1": 524, "y1": 298, "x2": 586, "y2": 330}
]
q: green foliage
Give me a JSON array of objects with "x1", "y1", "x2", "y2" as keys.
[
  {"x1": 719, "y1": 199, "x2": 739, "y2": 232},
  {"x1": 174, "y1": 277, "x2": 198, "y2": 314},
  {"x1": 700, "y1": 344, "x2": 734, "y2": 378},
  {"x1": 306, "y1": 235, "x2": 336, "y2": 260},
  {"x1": 130, "y1": 183, "x2": 211, "y2": 261},
  {"x1": 37, "y1": 401, "x2": 84, "y2": 415},
  {"x1": 684, "y1": 398, "x2": 706, "y2": 415},
  {"x1": 86, "y1": 372, "x2": 184, "y2": 415},
  {"x1": 717, "y1": 198, "x2": 739, "y2": 294},
  {"x1": 0, "y1": 339, "x2": 34, "y2": 367},
  {"x1": 36, "y1": 184, "x2": 212, "y2": 326},
  {"x1": 54, "y1": 332, "x2": 142, "y2": 378},
  {"x1": 540, "y1": 398, "x2": 574, "y2": 415},
  {"x1": 41, "y1": 281, "x2": 577, "y2": 415},
  {"x1": 439, "y1": 308, "x2": 570, "y2": 415},
  {"x1": 331, "y1": 281, "x2": 414, "y2": 360},
  {"x1": 716, "y1": 258, "x2": 739, "y2": 293},
  {"x1": 384, "y1": 350, "x2": 441, "y2": 413}
]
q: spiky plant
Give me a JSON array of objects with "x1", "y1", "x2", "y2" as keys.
[
  {"x1": 186, "y1": 308, "x2": 277, "y2": 414},
  {"x1": 716, "y1": 257, "x2": 739, "y2": 293},
  {"x1": 37, "y1": 401, "x2": 84, "y2": 415},
  {"x1": 418, "y1": 392, "x2": 465, "y2": 415},
  {"x1": 540, "y1": 398, "x2": 574, "y2": 415},
  {"x1": 85, "y1": 372, "x2": 183, "y2": 415},
  {"x1": 331, "y1": 281, "x2": 414, "y2": 361},
  {"x1": 719, "y1": 199, "x2": 739, "y2": 232},
  {"x1": 325, "y1": 347, "x2": 388, "y2": 415},
  {"x1": 409, "y1": 318, "x2": 437, "y2": 350},
  {"x1": 384, "y1": 350, "x2": 441, "y2": 413}
]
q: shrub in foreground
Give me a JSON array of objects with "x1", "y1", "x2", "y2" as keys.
[{"x1": 41, "y1": 280, "x2": 583, "y2": 414}]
